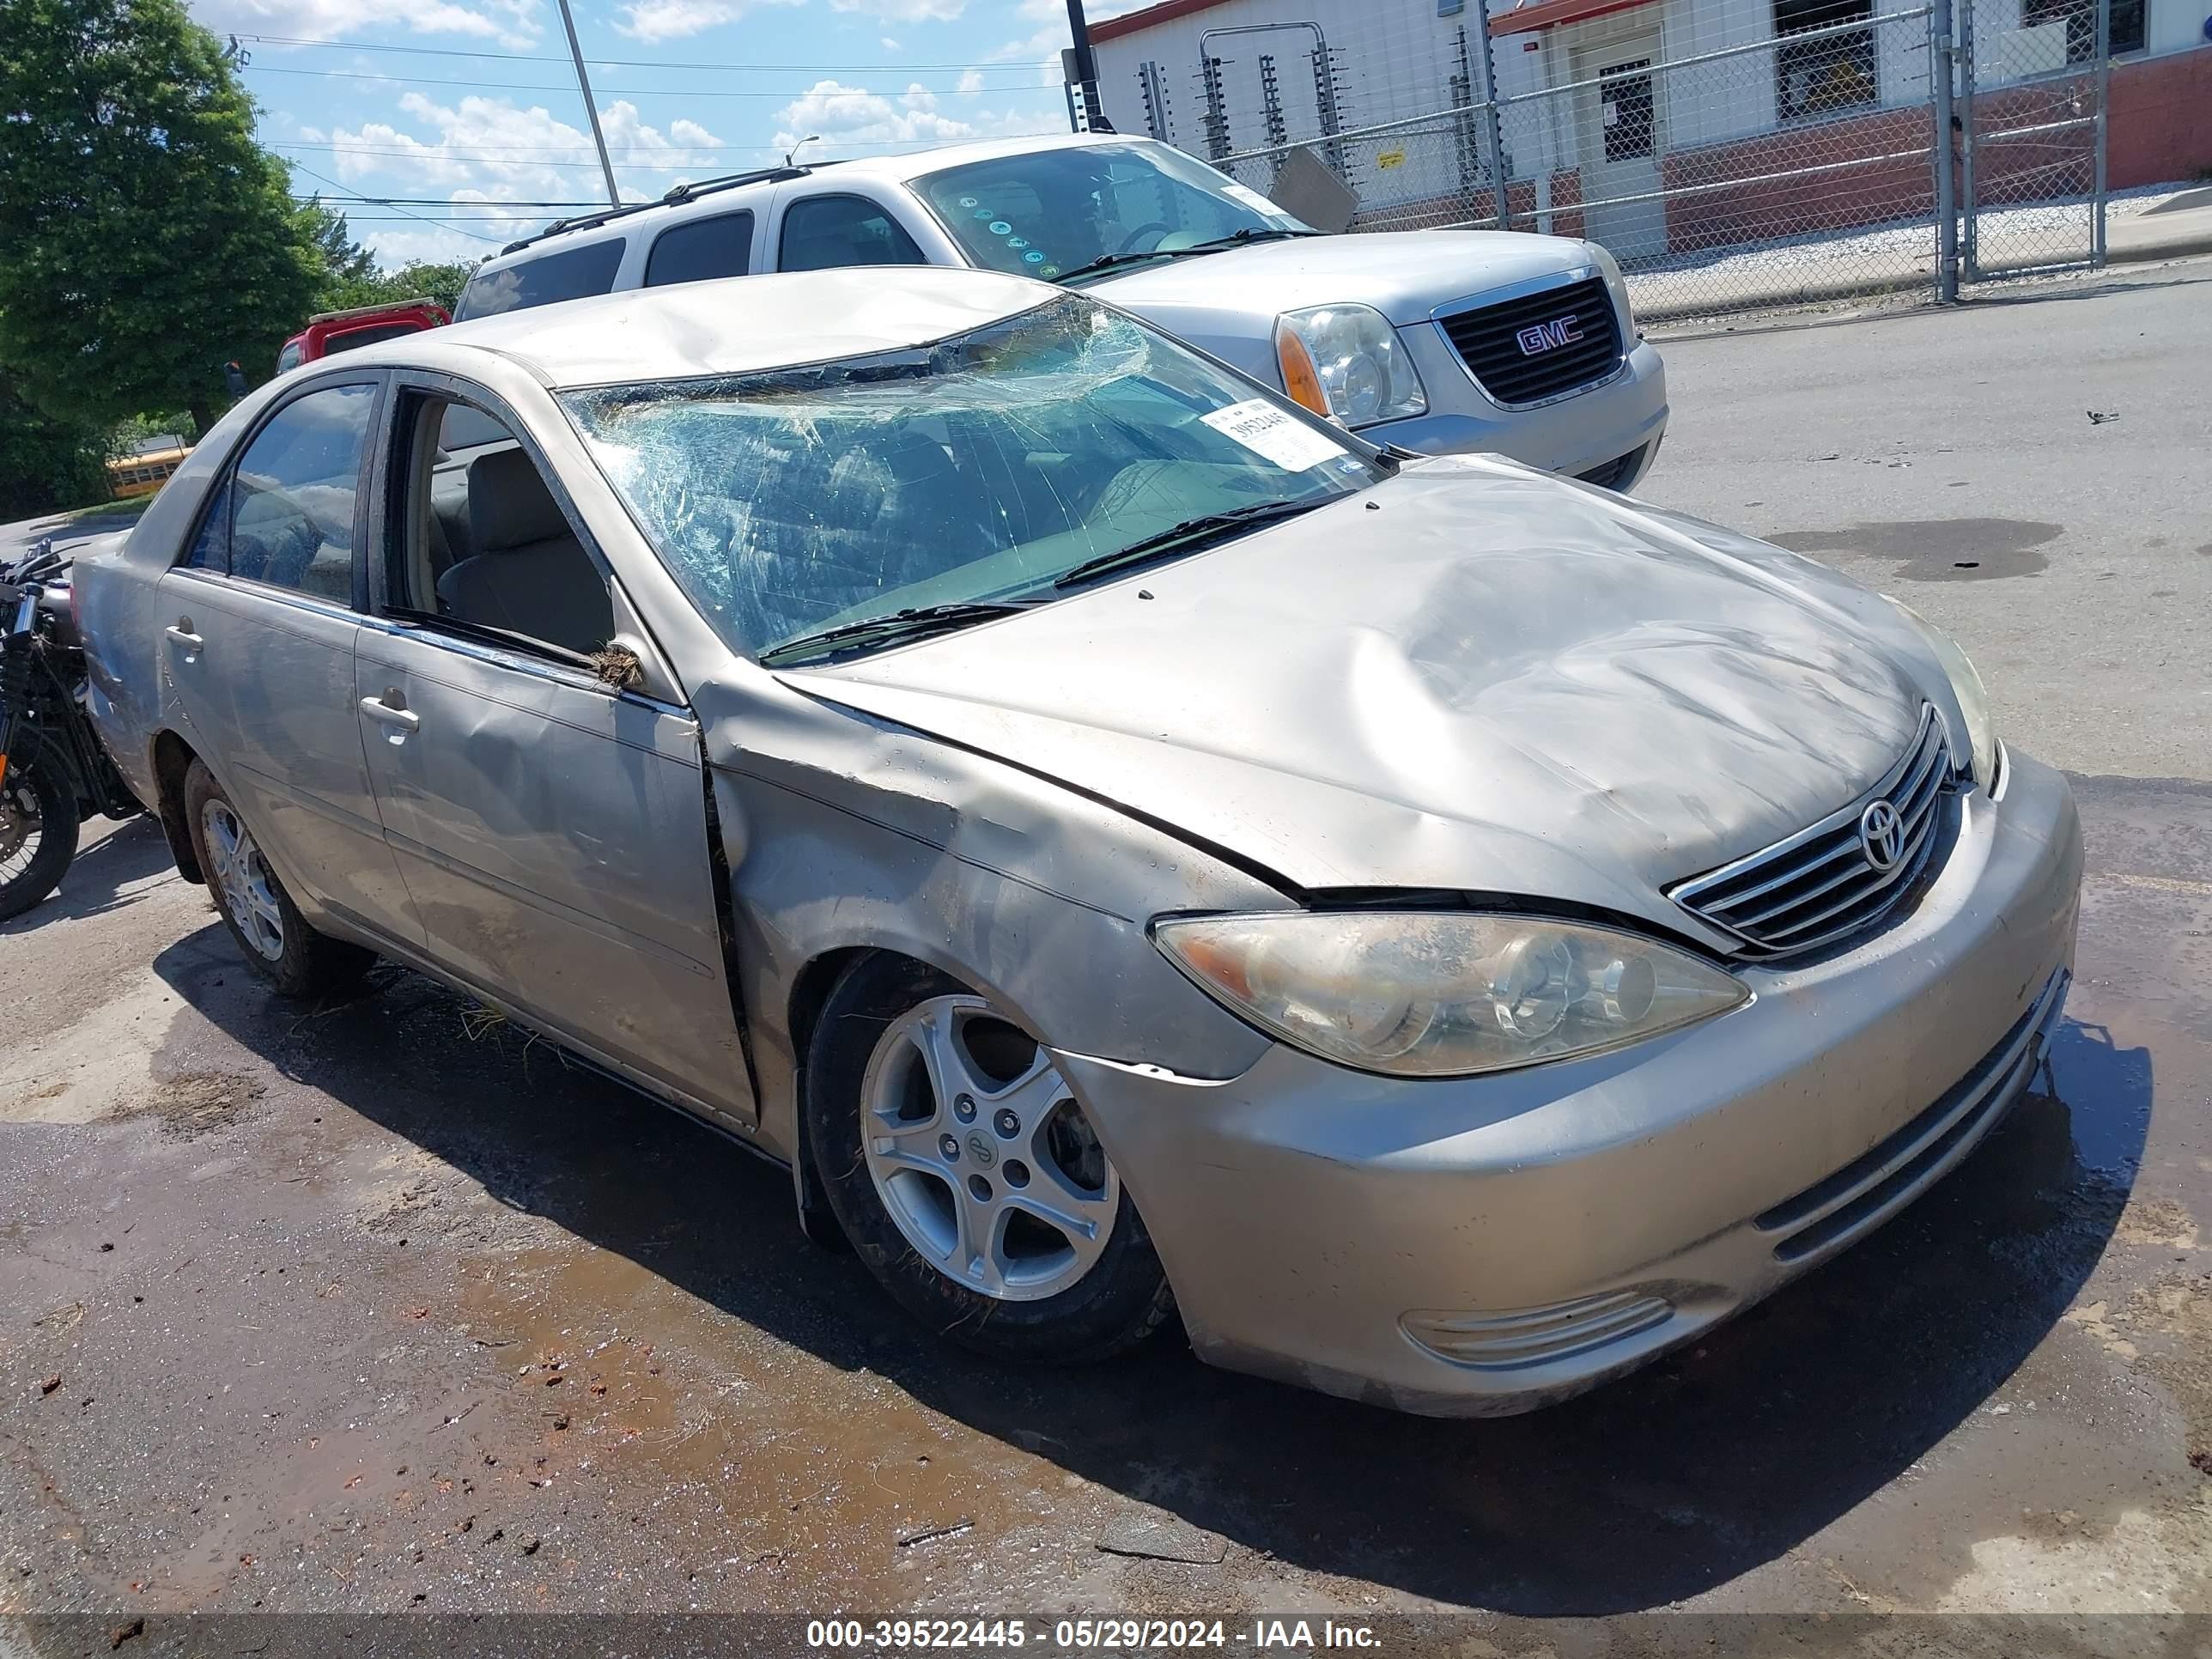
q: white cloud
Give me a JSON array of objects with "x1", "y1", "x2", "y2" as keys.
[
  {"x1": 198, "y1": 0, "x2": 543, "y2": 49},
  {"x1": 956, "y1": 68, "x2": 986, "y2": 94},
  {"x1": 826, "y1": 0, "x2": 963, "y2": 21},
  {"x1": 769, "y1": 76, "x2": 1065, "y2": 156},
  {"x1": 611, "y1": 0, "x2": 801, "y2": 42},
  {"x1": 879, "y1": 33, "x2": 901, "y2": 48},
  {"x1": 989, "y1": 0, "x2": 1152, "y2": 80},
  {"x1": 314, "y1": 92, "x2": 738, "y2": 260}
]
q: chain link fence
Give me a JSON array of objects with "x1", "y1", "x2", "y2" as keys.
[
  {"x1": 1960, "y1": 0, "x2": 2111, "y2": 275},
  {"x1": 1129, "y1": 0, "x2": 2110, "y2": 324}
]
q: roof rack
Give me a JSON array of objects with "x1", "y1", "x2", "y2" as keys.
[
  {"x1": 497, "y1": 164, "x2": 821, "y2": 256},
  {"x1": 306, "y1": 295, "x2": 442, "y2": 325}
]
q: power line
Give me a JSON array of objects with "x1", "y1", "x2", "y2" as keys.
[
  {"x1": 268, "y1": 136, "x2": 992, "y2": 161},
  {"x1": 246, "y1": 62, "x2": 1059, "y2": 98},
  {"x1": 234, "y1": 30, "x2": 1054, "y2": 74},
  {"x1": 288, "y1": 157, "x2": 509, "y2": 242},
  {"x1": 298, "y1": 192, "x2": 604, "y2": 205}
]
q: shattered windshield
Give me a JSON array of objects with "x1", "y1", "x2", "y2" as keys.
[
  {"x1": 909, "y1": 143, "x2": 1312, "y2": 283},
  {"x1": 562, "y1": 296, "x2": 1379, "y2": 662}
]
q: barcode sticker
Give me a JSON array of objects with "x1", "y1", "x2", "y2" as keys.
[{"x1": 1200, "y1": 399, "x2": 1349, "y2": 472}]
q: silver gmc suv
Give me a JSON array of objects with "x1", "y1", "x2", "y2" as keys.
[{"x1": 452, "y1": 132, "x2": 1668, "y2": 490}]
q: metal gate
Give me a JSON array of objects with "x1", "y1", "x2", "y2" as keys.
[{"x1": 1958, "y1": 0, "x2": 2111, "y2": 280}]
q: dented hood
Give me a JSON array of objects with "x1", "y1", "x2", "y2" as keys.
[{"x1": 786, "y1": 459, "x2": 1942, "y2": 927}]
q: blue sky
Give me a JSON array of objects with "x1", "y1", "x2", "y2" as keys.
[{"x1": 190, "y1": 0, "x2": 1122, "y2": 265}]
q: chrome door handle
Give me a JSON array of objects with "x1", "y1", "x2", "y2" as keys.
[
  {"x1": 358, "y1": 696, "x2": 420, "y2": 732},
  {"x1": 164, "y1": 623, "x2": 203, "y2": 647}
]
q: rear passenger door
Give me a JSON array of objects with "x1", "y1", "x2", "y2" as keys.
[
  {"x1": 155, "y1": 375, "x2": 424, "y2": 949},
  {"x1": 356, "y1": 378, "x2": 751, "y2": 1122}
]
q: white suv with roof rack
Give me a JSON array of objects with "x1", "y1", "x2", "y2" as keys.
[{"x1": 453, "y1": 132, "x2": 1668, "y2": 489}]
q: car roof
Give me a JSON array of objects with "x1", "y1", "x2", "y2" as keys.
[
  {"x1": 465, "y1": 131, "x2": 1166, "y2": 273},
  {"x1": 818, "y1": 129, "x2": 1164, "y2": 187},
  {"x1": 331, "y1": 264, "x2": 1063, "y2": 389}
]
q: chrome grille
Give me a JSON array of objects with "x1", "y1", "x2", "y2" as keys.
[
  {"x1": 1436, "y1": 276, "x2": 1624, "y2": 408},
  {"x1": 1669, "y1": 708, "x2": 1956, "y2": 959}
]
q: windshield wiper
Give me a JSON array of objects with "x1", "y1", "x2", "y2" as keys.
[
  {"x1": 757, "y1": 600, "x2": 1037, "y2": 666},
  {"x1": 1053, "y1": 499, "x2": 1331, "y2": 592},
  {"x1": 1050, "y1": 248, "x2": 1182, "y2": 284},
  {"x1": 1172, "y1": 227, "x2": 1323, "y2": 252},
  {"x1": 1052, "y1": 227, "x2": 1322, "y2": 285}
]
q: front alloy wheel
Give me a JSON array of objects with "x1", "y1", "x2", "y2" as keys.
[
  {"x1": 860, "y1": 995, "x2": 1119, "y2": 1302},
  {"x1": 805, "y1": 956, "x2": 1173, "y2": 1364}
]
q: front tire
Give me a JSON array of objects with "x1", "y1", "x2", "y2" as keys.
[
  {"x1": 183, "y1": 760, "x2": 374, "y2": 996},
  {"x1": 805, "y1": 955, "x2": 1174, "y2": 1364},
  {"x1": 0, "y1": 749, "x2": 77, "y2": 922}
]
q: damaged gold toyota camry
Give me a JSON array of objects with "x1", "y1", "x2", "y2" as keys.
[{"x1": 77, "y1": 267, "x2": 2081, "y2": 1415}]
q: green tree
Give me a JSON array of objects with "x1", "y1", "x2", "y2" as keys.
[
  {"x1": 317, "y1": 258, "x2": 477, "y2": 319},
  {"x1": 304, "y1": 198, "x2": 378, "y2": 290},
  {"x1": 0, "y1": 0, "x2": 323, "y2": 436},
  {"x1": 0, "y1": 374, "x2": 110, "y2": 520}
]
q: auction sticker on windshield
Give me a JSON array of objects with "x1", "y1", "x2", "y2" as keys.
[{"x1": 1200, "y1": 398, "x2": 1349, "y2": 472}]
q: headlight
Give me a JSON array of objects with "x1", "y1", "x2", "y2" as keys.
[
  {"x1": 1273, "y1": 303, "x2": 1426, "y2": 428},
  {"x1": 1153, "y1": 911, "x2": 1747, "y2": 1079},
  {"x1": 1886, "y1": 597, "x2": 1998, "y2": 791},
  {"x1": 1583, "y1": 241, "x2": 1636, "y2": 337}
]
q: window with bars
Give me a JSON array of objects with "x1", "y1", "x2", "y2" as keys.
[
  {"x1": 2022, "y1": 0, "x2": 2146, "y2": 58},
  {"x1": 1774, "y1": 0, "x2": 1880, "y2": 119}
]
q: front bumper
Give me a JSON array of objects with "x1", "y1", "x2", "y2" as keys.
[
  {"x1": 1055, "y1": 748, "x2": 2083, "y2": 1416},
  {"x1": 1366, "y1": 332, "x2": 1669, "y2": 489}
]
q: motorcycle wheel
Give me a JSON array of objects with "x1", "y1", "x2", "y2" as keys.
[{"x1": 0, "y1": 753, "x2": 77, "y2": 922}]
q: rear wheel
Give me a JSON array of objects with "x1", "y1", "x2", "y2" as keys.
[
  {"x1": 183, "y1": 760, "x2": 374, "y2": 996},
  {"x1": 0, "y1": 751, "x2": 76, "y2": 922},
  {"x1": 805, "y1": 955, "x2": 1174, "y2": 1364}
]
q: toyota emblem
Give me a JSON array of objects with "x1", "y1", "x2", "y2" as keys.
[{"x1": 1859, "y1": 799, "x2": 1906, "y2": 872}]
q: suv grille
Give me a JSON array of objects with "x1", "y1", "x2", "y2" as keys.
[
  {"x1": 1437, "y1": 276, "x2": 1624, "y2": 407},
  {"x1": 1669, "y1": 708, "x2": 1956, "y2": 959}
]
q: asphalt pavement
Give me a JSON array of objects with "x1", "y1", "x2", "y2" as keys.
[{"x1": 3, "y1": 263, "x2": 2210, "y2": 1647}]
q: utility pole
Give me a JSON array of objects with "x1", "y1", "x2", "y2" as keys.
[
  {"x1": 554, "y1": 0, "x2": 622, "y2": 209},
  {"x1": 1064, "y1": 0, "x2": 1115, "y2": 132}
]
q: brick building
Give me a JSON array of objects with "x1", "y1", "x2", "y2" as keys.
[{"x1": 1087, "y1": 0, "x2": 2211, "y2": 258}]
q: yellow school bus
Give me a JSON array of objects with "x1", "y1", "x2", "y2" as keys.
[{"x1": 106, "y1": 441, "x2": 190, "y2": 501}]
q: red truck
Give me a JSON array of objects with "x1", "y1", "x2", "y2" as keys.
[{"x1": 276, "y1": 296, "x2": 449, "y2": 374}]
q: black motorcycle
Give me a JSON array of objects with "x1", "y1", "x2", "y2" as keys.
[{"x1": 0, "y1": 538, "x2": 143, "y2": 921}]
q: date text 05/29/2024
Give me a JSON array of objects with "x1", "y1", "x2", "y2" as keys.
[{"x1": 805, "y1": 1620, "x2": 1383, "y2": 1651}]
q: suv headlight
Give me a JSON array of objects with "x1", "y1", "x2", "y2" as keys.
[
  {"x1": 1273, "y1": 303, "x2": 1426, "y2": 428},
  {"x1": 1886, "y1": 597, "x2": 1998, "y2": 790},
  {"x1": 1583, "y1": 240, "x2": 1636, "y2": 337},
  {"x1": 1154, "y1": 911, "x2": 1747, "y2": 1079}
]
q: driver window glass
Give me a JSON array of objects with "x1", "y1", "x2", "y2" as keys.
[
  {"x1": 394, "y1": 395, "x2": 616, "y2": 660},
  {"x1": 197, "y1": 382, "x2": 374, "y2": 602},
  {"x1": 778, "y1": 195, "x2": 926, "y2": 272}
]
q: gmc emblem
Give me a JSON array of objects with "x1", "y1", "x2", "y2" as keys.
[{"x1": 1516, "y1": 314, "x2": 1583, "y2": 356}]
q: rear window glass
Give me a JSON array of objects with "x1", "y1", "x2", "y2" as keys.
[
  {"x1": 778, "y1": 196, "x2": 925, "y2": 273},
  {"x1": 319, "y1": 320, "x2": 424, "y2": 356},
  {"x1": 646, "y1": 210, "x2": 754, "y2": 287},
  {"x1": 456, "y1": 238, "x2": 626, "y2": 321}
]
